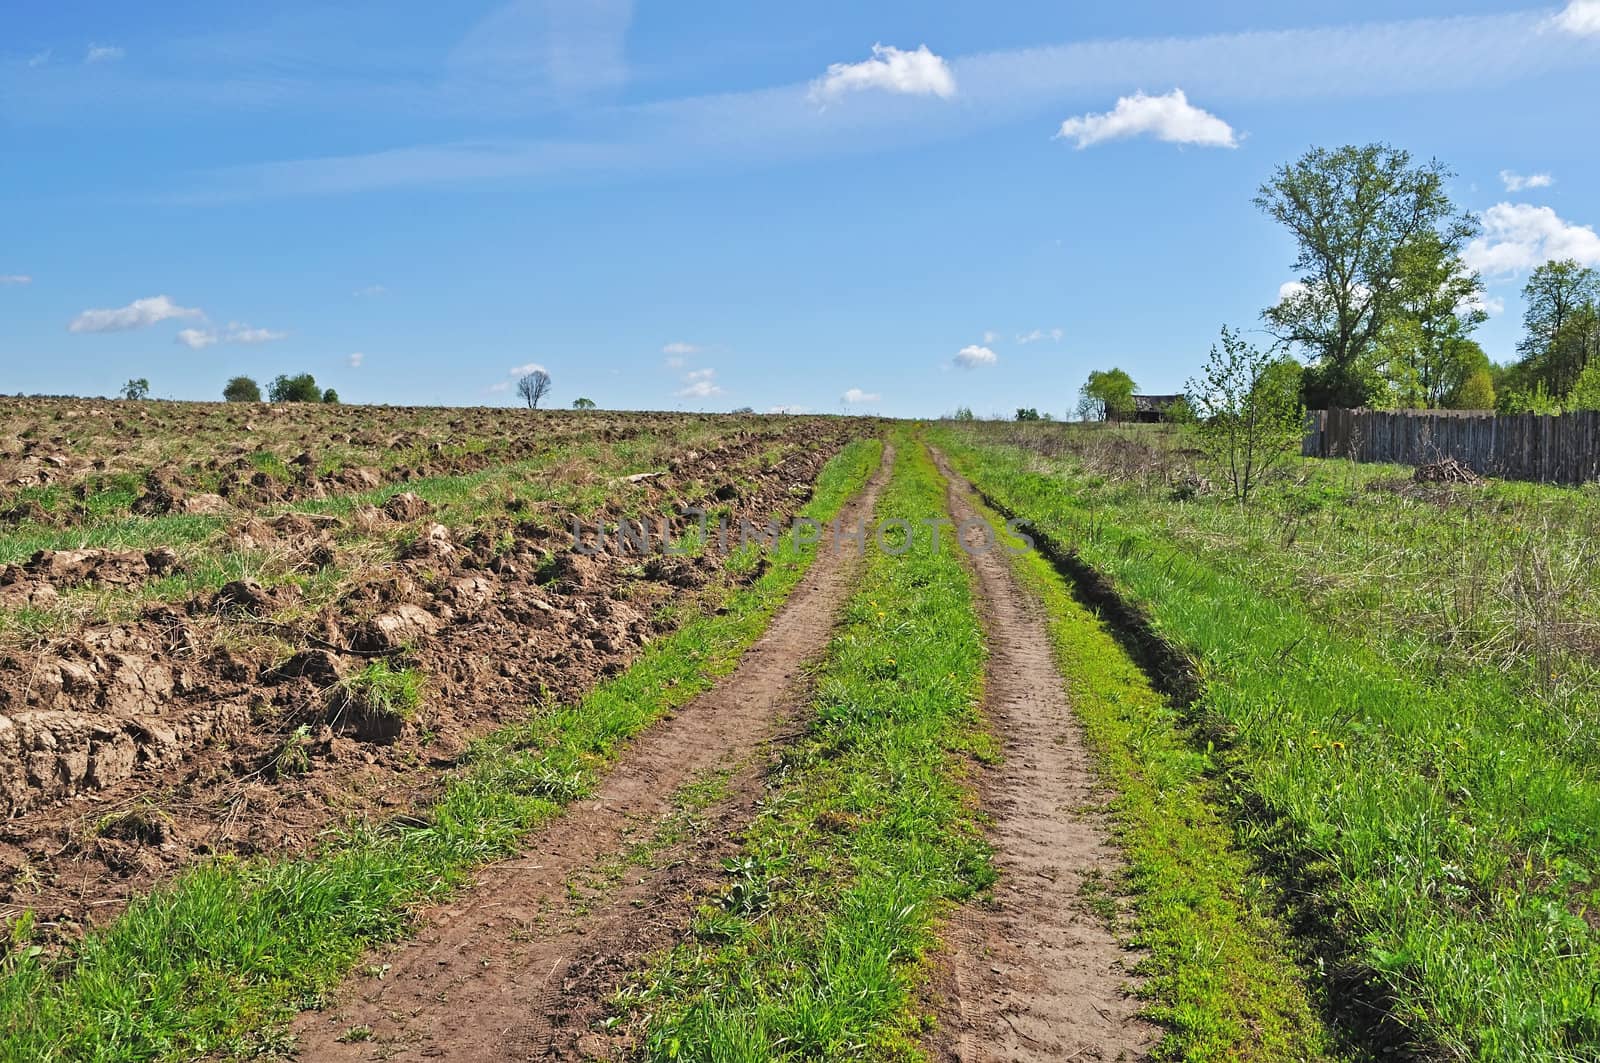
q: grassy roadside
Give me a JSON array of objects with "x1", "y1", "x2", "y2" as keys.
[
  {"x1": 0, "y1": 438, "x2": 882, "y2": 1063},
  {"x1": 622, "y1": 438, "x2": 996, "y2": 1061},
  {"x1": 951, "y1": 461, "x2": 1339, "y2": 1061},
  {"x1": 935, "y1": 428, "x2": 1600, "y2": 1062}
]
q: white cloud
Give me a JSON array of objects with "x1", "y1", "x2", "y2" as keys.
[
  {"x1": 1016, "y1": 327, "x2": 1063, "y2": 344},
  {"x1": 664, "y1": 356, "x2": 685, "y2": 368},
  {"x1": 662, "y1": 341, "x2": 699, "y2": 355},
  {"x1": 488, "y1": 380, "x2": 512, "y2": 393},
  {"x1": 810, "y1": 43, "x2": 956, "y2": 104},
  {"x1": 353, "y1": 284, "x2": 387, "y2": 297},
  {"x1": 768, "y1": 404, "x2": 809, "y2": 414},
  {"x1": 841, "y1": 387, "x2": 880, "y2": 404},
  {"x1": 509, "y1": 362, "x2": 547, "y2": 376},
  {"x1": 981, "y1": 329, "x2": 1000, "y2": 344},
  {"x1": 85, "y1": 44, "x2": 124, "y2": 64},
  {"x1": 227, "y1": 324, "x2": 285, "y2": 344},
  {"x1": 0, "y1": 275, "x2": 31, "y2": 286},
  {"x1": 175, "y1": 329, "x2": 217, "y2": 350},
  {"x1": 70, "y1": 295, "x2": 202, "y2": 333},
  {"x1": 1552, "y1": 1, "x2": 1600, "y2": 35},
  {"x1": 1057, "y1": 89, "x2": 1237, "y2": 149},
  {"x1": 1463, "y1": 291, "x2": 1506, "y2": 317},
  {"x1": 174, "y1": 322, "x2": 285, "y2": 349},
  {"x1": 348, "y1": 352, "x2": 365, "y2": 368},
  {"x1": 26, "y1": 50, "x2": 51, "y2": 68},
  {"x1": 676, "y1": 367, "x2": 723, "y2": 398},
  {"x1": 1463, "y1": 202, "x2": 1600, "y2": 277},
  {"x1": 1278, "y1": 280, "x2": 1308, "y2": 302},
  {"x1": 1500, "y1": 170, "x2": 1554, "y2": 192},
  {"x1": 953, "y1": 344, "x2": 998, "y2": 369}
]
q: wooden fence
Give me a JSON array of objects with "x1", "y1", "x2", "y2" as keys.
[{"x1": 1302, "y1": 407, "x2": 1600, "y2": 485}]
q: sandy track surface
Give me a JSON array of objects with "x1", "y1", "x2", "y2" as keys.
[{"x1": 927, "y1": 449, "x2": 1155, "y2": 1062}]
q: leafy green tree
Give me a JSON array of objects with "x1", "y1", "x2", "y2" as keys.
[
  {"x1": 572, "y1": 397, "x2": 597, "y2": 410},
  {"x1": 1080, "y1": 368, "x2": 1137, "y2": 421},
  {"x1": 223, "y1": 376, "x2": 261, "y2": 403},
  {"x1": 1186, "y1": 327, "x2": 1305, "y2": 503},
  {"x1": 1567, "y1": 358, "x2": 1600, "y2": 412},
  {"x1": 1015, "y1": 407, "x2": 1042, "y2": 422},
  {"x1": 1516, "y1": 260, "x2": 1599, "y2": 398},
  {"x1": 1258, "y1": 144, "x2": 1474, "y2": 408},
  {"x1": 1384, "y1": 232, "x2": 1488, "y2": 407},
  {"x1": 951, "y1": 406, "x2": 975, "y2": 421},
  {"x1": 267, "y1": 373, "x2": 322, "y2": 402},
  {"x1": 1447, "y1": 367, "x2": 1496, "y2": 410},
  {"x1": 322, "y1": 388, "x2": 340, "y2": 404},
  {"x1": 120, "y1": 378, "x2": 150, "y2": 400}
]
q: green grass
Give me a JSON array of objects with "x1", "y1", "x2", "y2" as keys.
[
  {"x1": 623, "y1": 439, "x2": 996, "y2": 1061},
  {"x1": 0, "y1": 437, "x2": 882, "y2": 1063},
  {"x1": 955, "y1": 470, "x2": 1338, "y2": 1061},
  {"x1": 935, "y1": 425, "x2": 1600, "y2": 1062}
]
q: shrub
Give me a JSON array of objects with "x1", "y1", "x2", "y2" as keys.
[
  {"x1": 223, "y1": 376, "x2": 262, "y2": 403},
  {"x1": 268, "y1": 373, "x2": 322, "y2": 403}
]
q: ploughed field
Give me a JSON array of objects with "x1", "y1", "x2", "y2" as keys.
[{"x1": 0, "y1": 400, "x2": 867, "y2": 926}]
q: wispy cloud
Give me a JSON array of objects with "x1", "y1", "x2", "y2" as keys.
[
  {"x1": 809, "y1": 44, "x2": 956, "y2": 105},
  {"x1": 85, "y1": 44, "x2": 124, "y2": 64},
  {"x1": 448, "y1": 0, "x2": 634, "y2": 99},
  {"x1": 70, "y1": 295, "x2": 201, "y2": 333},
  {"x1": 509, "y1": 361, "x2": 548, "y2": 376},
  {"x1": 953, "y1": 344, "x2": 998, "y2": 369},
  {"x1": 841, "y1": 387, "x2": 880, "y2": 404},
  {"x1": 768, "y1": 404, "x2": 808, "y2": 414},
  {"x1": 676, "y1": 367, "x2": 723, "y2": 398},
  {"x1": 25, "y1": 51, "x2": 50, "y2": 69},
  {"x1": 175, "y1": 322, "x2": 286, "y2": 349},
  {"x1": 1016, "y1": 327, "x2": 1063, "y2": 344},
  {"x1": 662, "y1": 341, "x2": 699, "y2": 355},
  {"x1": 0, "y1": 275, "x2": 31, "y2": 286},
  {"x1": 353, "y1": 284, "x2": 387, "y2": 297},
  {"x1": 117, "y1": 9, "x2": 1600, "y2": 200},
  {"x1": 348, "y1": 352, "x2": 365, "y2": 368},
  {"x1": 1463, "y1": 203, "x2": 1600, "y2": 276},
  {"x1": 1500, "y1": 170, "x2": 1554, "y2": 192},
  {"x1": 1057, "y1": 89, "x2": 1236, "y2": 149}
]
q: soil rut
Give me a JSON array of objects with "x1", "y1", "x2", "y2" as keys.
[
  {"x1": 929, "y1": 449, "x2": 1156, "y2": 1062},
  {"x1": 291, "y1": 444, "x2": 893, "y2": 1061}
]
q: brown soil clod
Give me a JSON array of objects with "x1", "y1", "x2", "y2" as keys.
[
  {"x1": 289, "y1": 444, "x2": 894, "y2": 1062},
  {"x1": 926, "y1": 448, "x2": 1158, "y2": 1063}
]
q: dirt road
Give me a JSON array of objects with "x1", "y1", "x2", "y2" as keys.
[
  {"x1": 928, "y1": 449, "x2": 1155, "y2": 1062},
  {"x1": 291, "y1": 445, "x2": 893, "y2": 1061}
]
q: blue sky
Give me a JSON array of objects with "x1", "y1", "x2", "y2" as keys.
[{"x1": 4, "y1": 1, "x2": 1600, "y2": 416}]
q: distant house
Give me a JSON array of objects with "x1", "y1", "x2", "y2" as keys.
[{"x1": 1118, "y1": 394, "x2": 1184, "y2": 423}]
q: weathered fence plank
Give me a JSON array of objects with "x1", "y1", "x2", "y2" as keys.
[{"x1": 1304, "y1": 407, "x2": 1600, "y2": 486}]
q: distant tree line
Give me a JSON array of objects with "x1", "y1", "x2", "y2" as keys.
[{"x1": 224, "y1": 374, "x2": 338, "y2": 404}]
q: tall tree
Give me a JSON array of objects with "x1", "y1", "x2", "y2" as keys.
[
  {"x1": 1518, "y1": 260, "x2": 1600, "y2": 398},
  {"x1": 517, "y1": 369, "x2": 552, "y2": 410},
  {"x1": 1387, "y1": 232, "x2": 1488, "y2": 408},
  {"x1": 1257, "y1": 144, "x2": 1475, "y2": 408},
  {"x1": 1080, "y1": 368, "x2": 1137, "y2": 421}
]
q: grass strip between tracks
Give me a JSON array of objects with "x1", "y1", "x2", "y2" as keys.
[
  {"x1": 0, "y1": 438, "x2": 883, "y2": 1063},
  {"x1": 625, "y1": 439, "x2": 996, "y2": 1061}
]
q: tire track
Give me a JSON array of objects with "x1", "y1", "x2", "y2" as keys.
[
  {"x1": 290, "y1": 444, "x2": 894, "y2": 1062},
  {"x1": 928, "y1": 447, "x2": 1156, "y2": 1062}
]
